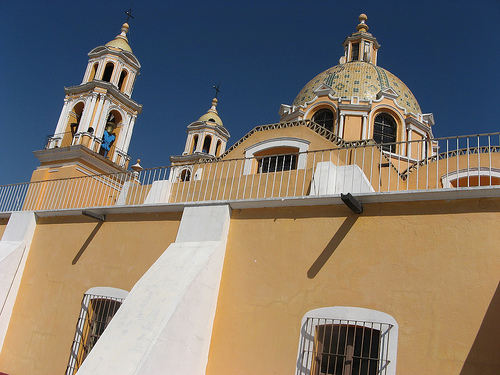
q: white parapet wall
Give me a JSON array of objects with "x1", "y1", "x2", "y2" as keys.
[
  {"x1": 143, "y1": 180, "x2": 172, "y2": 204},
  {"x1": 77, "y1": 204, "x2": 231, "y2": 375},
  {"x1": 310, "y1": 161, "x2": 374, "y2": 195},
  {"x1": 0, "y1": 211, "x2": 37, "y2": 353}
]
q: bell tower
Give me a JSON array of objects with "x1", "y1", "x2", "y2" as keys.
[
  {"x1": 169, "y1": 97, "x2": 230, "y2": 182},
  {"x1": 31, "y1": 22, "x2": 143, "y2": 182}
]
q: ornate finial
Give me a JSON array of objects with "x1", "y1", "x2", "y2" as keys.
[
  {"x1": 357, "y1": 13, "x2": 369, "y2": 33},
  {"x1": 213, "y1": 82, "x2": 221, "y2": 99},
  {"x1": 131, "y1": 159, "x2": 143, "y2": 171},
  {"x1": 120, "y1": 23, "x2": 130, "y2": 36}
]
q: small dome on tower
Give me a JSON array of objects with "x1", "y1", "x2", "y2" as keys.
[
  {"x1": 198, "y1": 98, "x2": 223, "y2": 126},
  {"x1": 105, "y1": 23, "x2": 133, "y2": 53}
]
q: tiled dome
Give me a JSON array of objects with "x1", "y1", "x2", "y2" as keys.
[{"x1": 293, "y1": 61, "x2": 421, "y2": 114}]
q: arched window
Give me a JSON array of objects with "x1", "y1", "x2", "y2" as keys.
[
  {"x1": 312, "y1": 109, "x2": 334, "y2": 132},
  {"x1": 118, "y1": 70, "x2": 128, "y2": 92},
  {"x1": 102, "y1": 62, "x2": 114, "y2": 82},
  {"x1": 296, "y1": 307, "x2": 398, "y2": 375},
  {"x1": 99, "y1": 111, "x2": 120, "y2": 158},
  {"x1": 215, "y1": 140, "x2": 222, "y2": 156},
  {"x1": 89, "y1": 63, "x2": 99, "y2": 82},
  {"x1": 373, "y1": 113, "x2": 397, "y2": 152},
  {"x1": 66, "y1": 287, "x2": 128, "y2": 375},
  {"x1": 202, "y1": 135, "x2": 212, "y2": 154},
  {"x1": 180, "y1": 169, "x2": 191, "y2": 182},
  {"x1": 191, "y1": 134, "x2": 199, "y2": 153}
]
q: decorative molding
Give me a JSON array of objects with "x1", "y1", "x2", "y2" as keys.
[
  {"x1": 243, "y1": 137, "x2": 310, "y2": 175},
  {"x1": 64, "y1": 81, "x2": 142, "y2": 113}
]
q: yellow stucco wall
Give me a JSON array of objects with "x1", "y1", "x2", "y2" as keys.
[
  {"x1": 343, "y1": 115, "x2": 362, "y2": 141},
  {"x1": 0, "y1": 211, "x2": 182, "y2": 375},
  {"x1": 206, "y1": 198, "x2": 500, "y2": 375},
  {"x1": 0, "y1": 218, "x2": 8, "y2": 239}
]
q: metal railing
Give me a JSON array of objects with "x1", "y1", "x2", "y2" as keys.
[
  {"x1": 44, "y1": 130, "x2": 130, "y2": 167},
  {"x1": 1, "y1": 132, "x2": 500, "y2": 213}
]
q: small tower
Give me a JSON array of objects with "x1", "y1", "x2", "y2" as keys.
[
  {"x1": 340, "y1": 13, "x2": 380, "y2": 65},
  {"x1": 170, "y1": 98, "x2": 230, "y2": 182},
  {"x1": 31, "y1": 22, "x2": 143, "y2": 183}
]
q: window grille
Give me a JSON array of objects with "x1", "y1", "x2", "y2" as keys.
[
  {"x1": 312, "y1": 109, "x2": 335, "y2": 132},
  {"x1": 66, "y1": 292, "x2": 125, "y2": 374},
  {"x1": 373, "y1": 113, "x2": 397, "y2": 153},
  {"x1": 258, "y1": 154, "x2": 297, "y2": 173},
  {"x1": 298, "y1": 317, "x2": 393, "y2": 375}
]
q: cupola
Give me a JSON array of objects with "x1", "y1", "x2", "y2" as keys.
[{"x1": 340, "y1": 14, "x2": 380, "y2": 65}]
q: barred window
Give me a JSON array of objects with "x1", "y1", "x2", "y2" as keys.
[
  {"x1": 258, "y1": 153, "x2": 297, "y2": 173},
  {"x1": 296, "y1": 307, "x2": 398, "y2": 375},
  {"x1": 373, "y1": 113, "x2": 397, "y2": 152},
  {"x1": 66, "y1": 287, "x2": 127, "y2": 375},
  {"x1": 312, "y1": 321, "x2": 385, "y2": 375},
  {"x1": 312, "y1": 109, "x2": 335, "y2": 132}
]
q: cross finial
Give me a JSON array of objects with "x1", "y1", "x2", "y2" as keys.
[
  {"x1": 213, "y1": 82, "x2": 221, "y2": 99},
  {"x1": 125, "y1": 4, "x2": 135, "y2": 23}
]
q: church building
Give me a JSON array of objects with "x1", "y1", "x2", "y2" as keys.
[{"x1": 0, "y1": 14, "x2": 498, "y2": 375}]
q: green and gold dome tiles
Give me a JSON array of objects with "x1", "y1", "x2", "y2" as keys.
[{"x1": 293, "y1": 61, "x2": 421, "y2": 114}]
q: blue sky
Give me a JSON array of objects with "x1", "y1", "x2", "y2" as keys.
[{"x1": 0, "y1": 0, "x2": 499, "y2": 185}]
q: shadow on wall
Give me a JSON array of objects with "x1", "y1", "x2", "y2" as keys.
[
  {"x1": 307, "y1": 214, "x2": 358, "y2": 279},
  {"x1": 72, "y1": 221, "x2": 104, "y2": 265},
  {"x1": 460, "y1": 282, "x2": 500, "y2": 375}
]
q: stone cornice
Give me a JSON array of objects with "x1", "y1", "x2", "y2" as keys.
[
  {"x1": 187, "y1": 121, "x2": 230, "y2": 138},
  {"x1": 405, "y1": 116, "x2": 432, "y2": 136},
  {"x1": 65, "y1": 81, "x2": 143, "y2": 113},
  {"x1": 342, "y1": 33, "x2": 381, "y2": 49},
  {"x1": 170, "y1": 153, "x2": 214, "y2": 165},
  {"x1": 88, "y1": 45, "x2": 141, "y2": 70},
  {"x1": 338, "y1": 103, "x2": 371, "y2": 111},
  {"x1": 33, "y1": 145, "x2": 127, "y2": 174}
]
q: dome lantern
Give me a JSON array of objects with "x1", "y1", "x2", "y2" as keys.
[{"x1": 341, "y1": 13, "x2": 380, "y2": 65}]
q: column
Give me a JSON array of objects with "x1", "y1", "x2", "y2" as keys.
[
  {"x1": 78, "y1": 93, "x2": 98, "y2": 134},
  {"x1": 95, "y1": 98, "x2": 112, "y2": 139},
  {"x1": 122, "y1": 114, "x2": 137, "y2": 154},
  {"x1": 361, "y1": 115, "x2": 368, "y2": 140},
  {"x1": 339, "y1": 114, "x2": 345, "y2": 138}
]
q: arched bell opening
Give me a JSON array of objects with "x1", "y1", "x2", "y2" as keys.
[
  {"x1": 99, "y1": 111, "x2": 122, "y2": 159},
  {"x1": 102, "y1": 62, "x2": 114, "y2": 83},
  {"x1": 118, "y1": 70, "x2": 128, "y2": 92},
  {"x1": 202, "y1": 135, "x2": 212, "y2": 154},
  {"x1": 191, "y1": 134, "x2": 199, "y2": 154},
  {"x1": 62, "y1": 102, "x2": 85, "y2": 147},
  {"x1": 88, "y1": 62, "x2": 99, "y2": 82},
  {"x1": 215, "y1": 140, "x2": 222, "y2": 156}
]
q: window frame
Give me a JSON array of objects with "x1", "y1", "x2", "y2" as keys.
[
  {"x1": 312, "y1": 108, "x2": 335, "y2": 132},
  {"x1": 296, "y1": 307, "x2": 398, "y2": 375},
  {"x1": 373, "y1": 113, "x2": 397, "y2": 153},
  {"x1": 243, "y1": 137, "x2": 310, "y2": 175},
  {"x1": 257, "y1": 153, "x2": 298, "y2": 173},
  {"x1": 66, "y1": 287, "x2": 128, "y2": 375}
]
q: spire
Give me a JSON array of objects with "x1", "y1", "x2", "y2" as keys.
[
  {"x1": 198, "y1": 98, "x2": 223, "y2": 126},
  {"x1": 105, "y1": 23, "x2": 133, "y2": 53}
]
